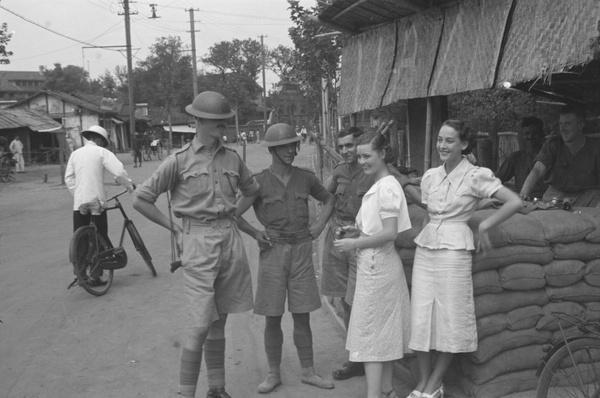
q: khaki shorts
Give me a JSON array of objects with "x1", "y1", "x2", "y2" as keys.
[
  {"x1": 254, "y1": 240, "x2": 321, "y2": 316},
  {"x1": 320, "y1": 223, "x2": 358, "y2": 306},
  {"x1": 181, "y1": 218, "x2": 253, "y2": 328}
]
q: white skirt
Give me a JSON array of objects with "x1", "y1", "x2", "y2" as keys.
[{"x1": 408, "y1": 246, "x2": 477, "y2": 353}]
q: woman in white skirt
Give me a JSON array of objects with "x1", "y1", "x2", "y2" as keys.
[
  {"x1": 335, "y1": 131, "x2": 412, "y2": 398},
  {"x1": 407, "y1": 120, "x2": 522, "y2": 398}
]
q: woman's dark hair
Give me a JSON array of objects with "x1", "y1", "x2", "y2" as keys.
[
  {"x1": 442, "y1": 119, "x2": 477, "y2": 155},
  {"x1": 355, "y1": 131, "x2": 397, "y2": 164}
]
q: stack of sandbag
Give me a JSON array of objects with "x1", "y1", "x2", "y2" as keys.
[{"x1": 395, "y1": 205, "x2": 600, "y2": 398}]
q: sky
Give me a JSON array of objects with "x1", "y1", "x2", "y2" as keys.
[{"x1": 0, "y1": 0, "x2": 316, "y2": 89}]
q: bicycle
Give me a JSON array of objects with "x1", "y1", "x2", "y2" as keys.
[
  {"x1": 149, "y1": 139, "x2": 162, "y2": 160},
  {"x1": 536, "y1": 311, "x2": 600, "y2": 398},
  {"x1": 68, "y1": 189, "x2": 157, "y2": 296}
]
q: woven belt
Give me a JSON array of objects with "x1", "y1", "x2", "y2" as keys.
[
  {"x1": 182, "y1": 217, "x2": 232, "y2": 232},
  {"x1": 265, "y1": 229, "x2": 311, "y2": 244}
]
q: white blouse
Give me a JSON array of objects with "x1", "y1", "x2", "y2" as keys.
[
  {"x1": 356, "y1": 175, "x2": 411, "y2": 236},
  {"x1": 414, "y1": 157, "x2": 502, "y2": 250}
]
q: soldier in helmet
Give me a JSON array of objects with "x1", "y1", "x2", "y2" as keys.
[
  {"x1": 133, "y1": 91, "x2": 260, "y2": 398},
  {"x1": 236, "y1": 123, "x2": 335, "y2": 394}
]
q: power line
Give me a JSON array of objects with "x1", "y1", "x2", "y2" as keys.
[{"x1": 0, "y1": 4, "x2": 121, "y2": 52}]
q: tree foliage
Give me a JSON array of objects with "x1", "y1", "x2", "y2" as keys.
[
  {"x1": 269, "y1": 45, "x2": 300, "y2": 81},
  {"x1": 133, "y1": 36, "x2": 194, "y2": 111},
  {"x1": 200, "y1": 38, "x2": 265, "y2": 123},
  {"x1": 287, "y1": 0, "x2": 343, "y2": 124},
  {"x1": 0, "y1": 23, "x2": 13, "y2": 65},
  {"x1": 40, "y1": 63, "x2": 90, "y2": 93}
]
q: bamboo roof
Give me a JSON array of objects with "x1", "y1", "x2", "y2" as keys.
[{"x1": 320, "y1": 0, "x2": 600, "y2": 115}]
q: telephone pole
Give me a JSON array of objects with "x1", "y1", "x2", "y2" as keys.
[
  {"x1": 259, "y1": 35, "x2": 268, "y2": 143},
  {"x1": 187, "y1": 8, "x2": 200, "y2": 97},
  {"x1": 120, "y1": 0, "x2": 137, "y2": 148}
]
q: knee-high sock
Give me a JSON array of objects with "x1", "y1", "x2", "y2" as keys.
[
  {"x1": 179, "y1": 348, "x2": 202, "y2": 397},
  {"x1": 265, "y1": 316, "x2": 284, "y2": 371},
  {"x1": 204, "y1": 314, "x2": 228, "y2": 389},
  {"x1": 292, "y1": 313, "x2": 313, "y2": 368}
]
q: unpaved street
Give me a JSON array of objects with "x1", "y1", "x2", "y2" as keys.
[{"x1": 0, "y1": 143, "x2": 408, "y2": 398}]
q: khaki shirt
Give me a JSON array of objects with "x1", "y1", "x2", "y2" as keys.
[
  {"x1": 136, "y1": 137, "x2": 259, "y2": 221},
  {"x1": 252, "y1": 167, "x2": 330, "y2": 232},
  {"x1": 328, "y1": 162, "x2": 412, "y2": 223}
]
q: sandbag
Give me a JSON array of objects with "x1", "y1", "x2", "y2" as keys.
[
  {"x1": 477, "y1": 313, "x2": 508, "y2": 340},
  {"x1": 460, "y1": 344, "x2": 545, "y2": 384},
  {"x1": 467, "y1": 328, "x2": 552, "y2": 364},
  {"x1": 584, "y1": 259, "x2": 600, "y2": 287},
  {"x1": 552, "y1": 241, "x2": 600, "y2": 262},
  {"x1": 473, "y1": 270, "x2": 502, "y2": 296},
  {"x1": 475, "y1": 290, "x2": 549, "y2": 318},
  {"x1": 498, "y1": 263, "x2": 546, "y2": 290},
  {"x1": 507, "y1": 305, "x2": 544, "y2": 331},
  {"x1": 546, "y1": 281, "x2": 600, "y2": 302},
  {"x1": 460, "y1": 369, "x2": 538, "y2": 398},
  {"x1": 544, "y1": 259, "x2": 586, "y2": 287},
  {"x1": 536, "y1": 302, "x2": 586, "y2": 331},
  {"x1": 529, "y1": 210, "x2": 596, "y2": 243},
  {"x1": 586, "y1": 302, "x2": 600, "y2": 321},
  {"x1": 573, "y1": 206, "x2": 600, "y2": 242},
  {"x1": 395, "y1": 204, "x2": 426, "y2": 249},
  {"x1": 473, "y1": 245, "x2": 554, "y2": 273},
  {"x1": 469, "y1": 210, "x2": 548, "y2": 248}
]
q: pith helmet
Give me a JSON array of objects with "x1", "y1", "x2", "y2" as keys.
[
  {"x1": 81, "y1": 125, "x2": 109, "y2": 147},
  {"x1": 262, "y1": 123, "x2": 301, "y2": 147},
  {"x1": 185, "y1": 91, "x2": 236, "y2": 119}
]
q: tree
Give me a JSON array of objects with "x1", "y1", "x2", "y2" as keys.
[
  {"x1": 201, "y1": 38, "x2": 265, "y2": 122},
  {"x1": 134, "y1": 36, "x2": 193, "y2": 111},
  {"x1": 40, "y1": 63, "x2": 90, "y2": 93},
  {"x1": 269, "y1": 45, "x2": 300, "y2": 81},
  {"x1": 0, "y1": 23, "x2": 13, "y2": 65},
  {"x1": 203, "y1": 38, "x2": 263, "y2": 81},
  {"x1": 287, "y1": 1, "x2": 344, "y2": 131}
]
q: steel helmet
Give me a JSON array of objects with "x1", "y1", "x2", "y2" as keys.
[
  {"x1": 185, "y1": 91, "x2": 236, "y2": 119},
  {"x1": 81, "y1": 125, "x2": 109, "y2": 147},
  {"x1": 262, "y1": 123, "x2": 301, "y2": 147}
]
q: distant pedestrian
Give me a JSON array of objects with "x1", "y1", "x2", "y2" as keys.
[
  {"x1": 133, "y1": 131, "x2": 144, "y2": 167},
  {"x1": 9, "y1": 135, "x2": 24, "y2": 173}
]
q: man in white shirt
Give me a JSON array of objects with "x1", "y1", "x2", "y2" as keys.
[
  {"x1": 9, "y1": 135, "x2": 24, "y2": 173},
  {"x1": 65, "y1": 126, "x2": 133, "y2": 283}
]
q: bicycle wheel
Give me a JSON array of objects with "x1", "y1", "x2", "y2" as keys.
[
  {"x1": 70, "y1": 226, "x2": 114, "y2": 296},
  {"x1": 126, "y1": 221, "x2": 157, "y2": 276},
  {"x1": 536, "y1": 337, "x2": 600, "y2": 398}
]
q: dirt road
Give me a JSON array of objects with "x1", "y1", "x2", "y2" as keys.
[{"x1": 0, "y1": 143, "x2": 406, "y2": 398}]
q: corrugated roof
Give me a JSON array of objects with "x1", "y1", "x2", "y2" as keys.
[
  {"x1": 317, "y1": 0, "x2": 455, "y2": 33},
  {"x1": 0, "y1": 108, "x2": 62, "y2": 131},
  {"x1": 8, "y1": 90, "x2": 114, "y2": 114}
]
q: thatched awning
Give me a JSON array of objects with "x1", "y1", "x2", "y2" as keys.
[
  {"x1": 0, "y1": 108, "x2": 63, "y2": 132},
  {"x1": 334, "y1": 0, "x2": 600, "y2": 115}
]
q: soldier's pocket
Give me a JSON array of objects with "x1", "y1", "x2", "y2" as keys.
[{"x1": 183, "y1": 168, "x2": 210, "y2": 193}]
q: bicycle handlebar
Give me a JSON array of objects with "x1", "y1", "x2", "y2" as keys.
[{"x1": 106, "y1": 188, "x2": 131, "y2": 202}]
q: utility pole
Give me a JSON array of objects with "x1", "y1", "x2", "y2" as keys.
[
  {"x1": 120, "y1": 0, "x2": 137, "y2": 149},
  {"x1": 187, "y1": 8, "x2": 199, "y2": 97},
  {"x1": 259, "y1": 35, "x2": 268, "y2": 143}
]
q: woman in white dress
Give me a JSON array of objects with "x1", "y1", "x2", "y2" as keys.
[
  {"x1": 335, "y1": 131, "x2": 412, "y2": 398},
  {"x1": 407, "y1": 120, "x2": 522, "y2": 398}
]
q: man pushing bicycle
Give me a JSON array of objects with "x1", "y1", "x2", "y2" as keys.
[{"x1": 65, "y1": 125, "x2": 134, "y2": 286}]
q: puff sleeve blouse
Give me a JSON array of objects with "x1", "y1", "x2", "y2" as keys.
[
  {"x1": 414, "y1": 157, "x2": 502, "y2": 251},
  {"x1": 356, "y1": 175, "x2": 411, "y2": 236}
]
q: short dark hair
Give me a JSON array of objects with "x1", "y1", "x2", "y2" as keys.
[
  {"x1": 560, "y1": 105, "x2": 586, "y2": 120},
  {"x1": 521, "y1": 117, "x2": 544, "y2": 131},
  {"x1": 337, "y1": 126, "x2": 363, "y2": 139},
  {"x1": 355, "y1": 131, "x2": 396, "y2": 164},
  {"x1": 441, "y1": 119, "x2": 477, "y2": 155}
]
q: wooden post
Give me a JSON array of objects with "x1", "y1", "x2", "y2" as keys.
[{"x1": 424, "y1": 97, "x2": 433, "y2": 171}]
